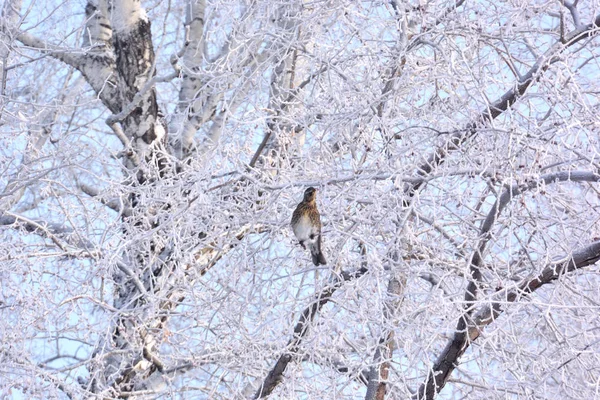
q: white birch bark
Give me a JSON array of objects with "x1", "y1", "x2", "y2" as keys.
[
  {"x1": 0, "y1": 0, "x2": 26, "y2": 211},
  {"x1": 0, "y1": 0, "x2": 22, "y2": 101},
  {"x1": 170, "y1": 0, "x2": 208, "y2": 159},
  {"x1": 252, "y1": 3, "x2": 315, "y2": 171}
]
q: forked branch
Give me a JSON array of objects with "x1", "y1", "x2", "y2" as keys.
[
  {"x1": 416, "y1": 170, "x2": 600, "y2": 399},
  {"x1": 254, "y1": 264, "x2": 369, "y2": 398}
]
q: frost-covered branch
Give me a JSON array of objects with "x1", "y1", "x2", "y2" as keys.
[
  {"x1": 0, "y1": 212, "x2": 96, "y2": 252},
  {"x1": 466, "y1": 171, "x2": 600, "y2": 307},
  {"x1": 14, "y1": 31, "x2": 86, "y2": 71},
  {"x1": 415, "y1": 239, "x2": 600, "y2": 399},
  {"x1": 404, "y1": 13, "x2": 600, "y2": 201},
  {"x1": 254, "y1": 264, "x2": 369, "y2": 398},
  {"x1": 78, "y1": 182, "x2": 132, "y2": 216},
  {"x1": 417, "y1": 170, "x2": 600, "y2": 399},
  {"x1": 365, "y1": 276, "x2": 405, "y2": 400}
]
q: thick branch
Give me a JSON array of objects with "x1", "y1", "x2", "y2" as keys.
[
  {"x1": 253, "y1": 266, "x2": 369, "y2": 399},
  {"x1": 0, "y1": 212, "x2": 95, "y2": 251},
  {"x1": 404, "y1": 13, "x2": 600, "y2": 201},
  {"x1": 0, "y1": 0, "x2": 23, "y2": 99},
  {"x1": 365, "y1": 276, "x2": 404, "y2": 400},
  {"x1": 465, "y1": 171, "x2": 600, "y2": 305},
  {"x1": 14, "y1": 31, "x2": 119, "y2": 111},
  {"x1": 171, "y1": 0, "x2": 208, "y2": 157},
  {"x1": 78, "y1": 182, "x2": 132, "y2": 216},
  {"x1": 15, "y1": 31, "x2": 85, "y2": 70},
  {"x1": 415, "y1": 240, "x2": 600, "y2": 399},
  {"x1": 416, "y1": 170, "x2": 600, "y2": 399}
]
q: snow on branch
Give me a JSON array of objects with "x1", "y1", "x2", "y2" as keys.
[
  {"x1": 404, "y1": 13, "x2": 600, "y2": 202},
  {"x1": 415, "y1": 239, "x2": 600, "y2": 399},
  {"x1": 14, "y1": 31, "x2": 85, "y2": 70},
  {"x1": 254, "y1": 252, "x2": 369, "y2": 398},
  {"x1": 111, "y1": 0, "x2": 148, "y2": 34},
  {"x1": 0, "y1": 212, "x2": 96, "y2": 253},
  {"x1": 416, "y1": 170, "x2": 600, "y2": 399}
]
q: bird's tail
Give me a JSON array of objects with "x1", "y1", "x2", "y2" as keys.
[
  {"x1": 311, "y1": 251, "x2": 327, "y2": 266},
  {"x1": 310, "y1": 236, "x2": 327, "y2": 266}
]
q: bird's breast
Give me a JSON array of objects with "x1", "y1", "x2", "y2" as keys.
[{"x1": 293, "y1": 215, "x2": 313, "y2": 240}]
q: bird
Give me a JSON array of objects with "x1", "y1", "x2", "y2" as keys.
[{"x1": 291, "y1": 187, "x2": 327, "y2": 266}]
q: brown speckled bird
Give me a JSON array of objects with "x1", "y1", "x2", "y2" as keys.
[{"x1": 291, "y1": 187, "x2": 327, "y2": 266}]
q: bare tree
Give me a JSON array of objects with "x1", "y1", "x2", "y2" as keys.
[{"x1": 2, "y1": 0, "x2": 600, "y2": 399}]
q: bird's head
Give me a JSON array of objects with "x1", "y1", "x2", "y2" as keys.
[{"x1": 303, "y1": 187, "x2": 317, "y2": 202}]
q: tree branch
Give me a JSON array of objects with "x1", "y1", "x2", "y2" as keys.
[
  {"x1": 14, "y1": 31, "x2": 85, "y2": 70},
  {"x1": 0, "y1": 212, "x2": 95, "y2": 251},
  {"x1": 105, "y1": 70, "x2": 179, "y2": 126},
  {"x1": 415, "y1": 239, "x2": 600, "y2": 399},
  {"x1": 416, "y1": 170, "x2": 600, "y2": 399},
  {"x1": 78, "y1": 182, "x2": 133, "y2": 216},
  {"x1": 403, "y1": 13, "x2": 600, "y2": 202},
  {"x1": 253, "y1": 265, "x2": 369, "y2": 398},
  {"x1": 365, "y1": 276, "x2": 405, "y2": 400},
  {"x1": 116, "y1": 261, "x2": 148, "y2": 297},
  {"x1": 465, "y1": 170, "x2": 600, "y2": 307},
  {"x1": 14, "y1": 29, "x2": 120, "y2": 109}
]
